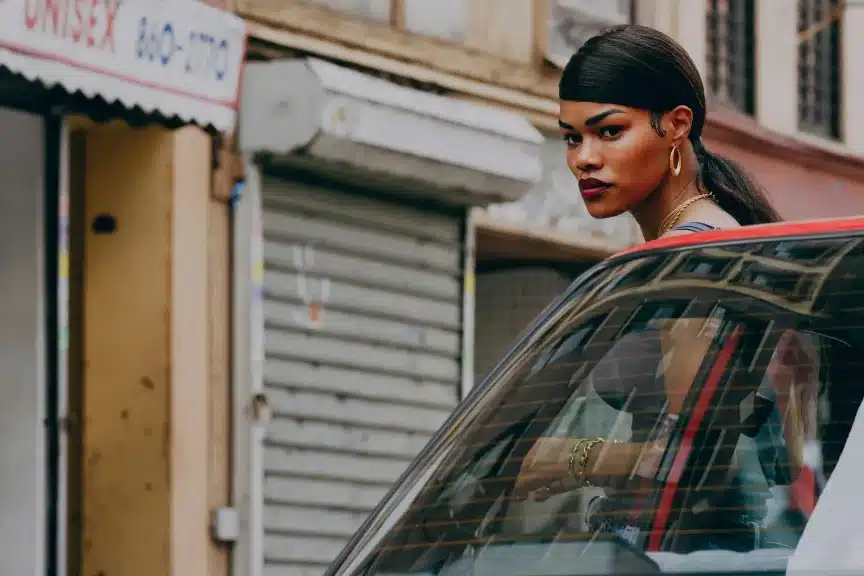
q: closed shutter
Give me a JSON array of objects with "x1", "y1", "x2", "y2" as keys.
[
  {"x1": 260, "y1": 174, "x2": 464, "y2": 575},
  {"x1": 474, "y1": 268, "x2": 575, "y2": 383}
]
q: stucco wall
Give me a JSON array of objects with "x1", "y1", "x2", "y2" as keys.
[
  {"x1": 704, "y1": 112, "x2": 864, "y2": 220},
  {"x1": 706, "y1": 139, "x2": 864, "y2": 220}
]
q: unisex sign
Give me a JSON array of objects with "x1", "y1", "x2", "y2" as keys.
[{"x1": 0, "y1": 0, "x2": 246, "y2": 131}]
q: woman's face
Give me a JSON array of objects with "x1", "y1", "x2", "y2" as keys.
[{"x1": 558, "y1": 100, "x2": 674, "y2": 219}]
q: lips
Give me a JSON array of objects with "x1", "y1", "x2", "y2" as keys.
[{"x1": 579, "y1": 178, "x2": 612, "y2": 199}]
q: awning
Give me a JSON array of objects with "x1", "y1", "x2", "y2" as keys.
[
  {"x1": 0, "y1": 0, "x2": 246, "y2": 132},
  {"x1": 239, "y1": 58, "x2": 544, "y2": 207}
]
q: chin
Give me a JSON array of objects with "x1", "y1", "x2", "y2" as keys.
[{"x1": 582, "y1": 197, "x2": 631, "y2": 220}]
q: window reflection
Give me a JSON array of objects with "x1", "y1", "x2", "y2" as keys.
[
  {"x1": 668, "y1": 252, "x2": 738, "y2": 281},
  {"x1": 730, "y1": 261, "x2": 820, "y2": 302},
  {"x1": 759, "y1": 238, "x2": 847, "y2": 264}
]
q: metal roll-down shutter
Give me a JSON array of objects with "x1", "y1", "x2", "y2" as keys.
[{"x1": 260, "y1": 174, "x2": 464, "y2": 575}]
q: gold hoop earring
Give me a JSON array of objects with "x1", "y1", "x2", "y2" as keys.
[{"x1": 669, "y1": 144, "x2": 682, "y2": 177}]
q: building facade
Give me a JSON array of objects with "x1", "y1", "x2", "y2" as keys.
[
  {"x1": 224, "y1": 0, "x2": 864, "y2": 574},
  {"x1": 0, "y1": 1, "x2": 244, "y2": 575}
]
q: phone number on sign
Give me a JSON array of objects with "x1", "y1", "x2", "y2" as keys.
[{"x1": 136, "y1": 17, "x2": 233, "y2": 82}]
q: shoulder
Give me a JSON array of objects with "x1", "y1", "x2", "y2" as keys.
[
  {"x1": 663, "y1": 201, "x2": 740, "y2": 238},
  {"x1": 659, "y1": 228, "x2": 700, "y2": 239},
  {"x1": 658, "y1": 224, "x2": 716, "y2": 239},
  {"x1": 659, "y1": 219, "x2": 741, "y2": 240}
]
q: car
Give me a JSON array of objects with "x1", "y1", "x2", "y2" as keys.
[{"x1": 324, "y1": 217, "x2": 864, "y2": 576}]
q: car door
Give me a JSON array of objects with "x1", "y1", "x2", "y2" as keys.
[{"x1": 326, "y1": 223, "x2": 864, "y2": 576}]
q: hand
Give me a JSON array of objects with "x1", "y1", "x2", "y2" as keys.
[{"x1": 515, "y1": 437, "x2": 572, "y2": 498}]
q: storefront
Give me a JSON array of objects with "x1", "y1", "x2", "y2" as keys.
[
  {"x1": 234, "y1": 57, "x2": 543, "y2": 575},
  {"x1": 0, "y1": 1, "x2": 245, "y2": 574}
]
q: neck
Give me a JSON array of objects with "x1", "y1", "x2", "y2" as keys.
[{"x1": 632, "y1": 148, "x2": 701, "y2": 241}]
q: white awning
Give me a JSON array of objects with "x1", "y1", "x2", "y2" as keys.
[
  {"x1": 0, "y1": 0, "x2": 246, "y2": 132},
  {"x1": 239, "y1": 58, "x2": 544, "y2": 206}
]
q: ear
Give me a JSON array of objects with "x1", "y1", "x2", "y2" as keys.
[{"x1": 665, "y1": 105, "x2": 694, "y2": 144}]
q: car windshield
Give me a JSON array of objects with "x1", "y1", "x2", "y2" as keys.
[{"x1": 329, "y1": 237, "x2": 864, "y2": 576}]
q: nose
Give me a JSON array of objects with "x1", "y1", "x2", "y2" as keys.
[{"x1": 569, "y1": 139, "x2": 602, "y2": 173}]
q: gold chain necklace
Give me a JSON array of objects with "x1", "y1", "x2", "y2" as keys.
[{"x1": 657, "y1": 193, "x2": 712, "y2": 237}]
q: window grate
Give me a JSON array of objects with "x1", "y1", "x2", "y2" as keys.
[
  {"x1": 798, "y1": 0, "x2": 842, "y2": 140},
  {"x1": 706, "y1": 0, "x2": 756, "y2": 115}
]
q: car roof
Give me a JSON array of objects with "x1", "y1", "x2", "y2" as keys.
[{"x1": 619, "y1": 216, "x2": 864, "y2": 258}]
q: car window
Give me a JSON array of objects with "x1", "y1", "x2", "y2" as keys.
[{"x1": 330, "y1": 236, "x2": 864, "y2": 576}]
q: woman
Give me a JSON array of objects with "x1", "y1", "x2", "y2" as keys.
[
  {"x1": 514, "y1": 24, "x2": 816, "y2": 551},
  {"x1": 557, "y1": 25, "x2": 779, "y2": 238}
]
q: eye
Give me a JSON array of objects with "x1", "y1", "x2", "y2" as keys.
[
  {"x1": 562, "y1": 133, "x2": 581, "y2": 147},
  {"x1": 599, "y1": 126, "x2": 624, "y2": 139}
]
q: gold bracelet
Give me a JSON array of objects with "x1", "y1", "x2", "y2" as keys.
[
  {"x1": 567, "y1": 439, "x2": 587, "y2": 480},
  {"x1": 578, "y1": 438, "x2": 605, "y2": 486},
  {"x1": 567, "y1": 438, "x2": 585, "y2": 478},
  {"x1": 568, "y1": 437, "x2": 604, "y2": 487}
]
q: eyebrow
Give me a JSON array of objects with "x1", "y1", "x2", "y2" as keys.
[{"x1": 558, "y1": 109, "x2": 626, "y2": 131}]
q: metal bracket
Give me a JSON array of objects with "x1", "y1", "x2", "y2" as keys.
[
  {"x1": 251, "y1": 392, "x2": 271, "y2": 424},
  {"x1": 211, "y1": 507, "x2": 239, "y2": 543}
]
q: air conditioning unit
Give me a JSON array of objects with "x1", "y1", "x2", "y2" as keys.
[{"x1": 556, "y1": 0, "x2": 631, "y2": 26}]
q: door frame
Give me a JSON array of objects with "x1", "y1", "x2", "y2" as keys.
[
  {"x1": 44, "y1": 114, "x2": 70, "y2": 576},
  {"x1": 231, "y1": 157, "x2": 266, "y2": 576}
]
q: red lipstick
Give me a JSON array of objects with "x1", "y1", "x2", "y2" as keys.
[{"x1": 578, "y1": 177, "x2": 612, "y2": 199}]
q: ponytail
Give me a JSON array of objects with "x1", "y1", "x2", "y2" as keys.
[{"x1": 693, "y1": 139, "x2": 782, "y2": 225}]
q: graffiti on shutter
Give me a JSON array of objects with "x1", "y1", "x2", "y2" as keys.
[{"x1": 292, "y1": 243, "x2": 331, "y2": 329}]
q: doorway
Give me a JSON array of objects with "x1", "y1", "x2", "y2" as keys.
[{"x1": 0, "y1": 106, "x2": 60, "y2": 575}]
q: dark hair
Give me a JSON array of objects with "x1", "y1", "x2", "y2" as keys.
[{"x1": 560, "y1": 25, "x2": 781, "y2": 225}]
